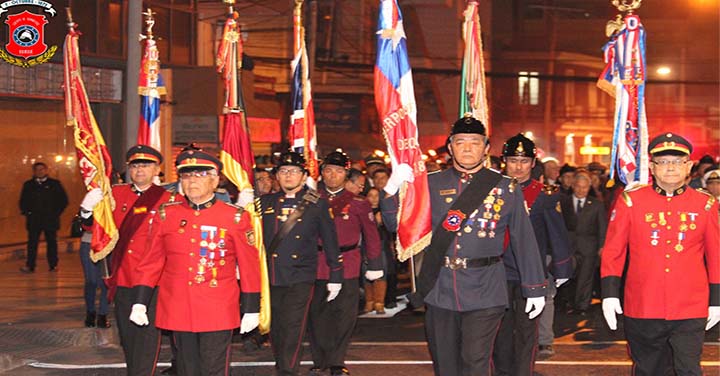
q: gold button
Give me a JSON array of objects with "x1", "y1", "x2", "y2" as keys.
[
  {"x1": 188, "y1": 281, "x2": 193, "y2": 285},
  {"x1": 667, "y1": 198, "x2": 671, "y2": 202},
  {"x1": 456, "y1": 244, "x2": 461, "y2": 249},
  {"x1": 665, "y1": 268, "x2": 670, "y2": 273},
  {"x1": 665, "y1": 254, "x2": 671, "y2": 259},
  {"x1": 666, "y1": 240, "x2": 671, "y2": 244},
  {"x1": 666, "y1": 226, "x2": 672, "y2": 230},
  {"x1": 192, "y1": 224, "x2": 198, "y2": 229},
  {"x1": 291, "y1": 254, "x2": 298, "y2": 259},
  {"x1": 666, "y1": 211, "x2": 671, "y2": 215},
  {"x1": 191, "y1": 238, "x2": 196, "y2": 243},
  {"x1": 190, "y1": 252, "x2": 195, "y2": 257},
  {"x1": 295, "y1": 235, "x2": 301, "y2": 239},
  {"x1": 457, "y1": 232, "x2": 462, "y2": 236},
  {"x1": 194, "y1": 211, "x2": 200, "y2": 216},
  {"x1": 127, "y1": 249, "x2": 133, "y2": 254},
  {"x1": 130, "y1": 239, "x2": 134, "y2": 243},
  {"x1": 297, "y1": 218, "x2": 302, "y2": 222},
  {"x1": 272, "y1": 253, "x2": 278, "y2": 258},
  {"x1": 188, "y1": 267, "x2": 193, "y2": 271}
]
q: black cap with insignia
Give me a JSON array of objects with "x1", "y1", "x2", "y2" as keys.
[
  {"x1": 648, "y1": 132, "x2": 692, "y2": 156},
  {"x1": 502, "y1": 133, "x2": 536, "y2": 158},
  {"x1": 322, "y1": 151, "x2": 351, "y2": 170},
  {"x1": 276, "y1": 151, "x2": 306, "y2": 170},
  {"x1": 449, "y1": 114, "x2": 487, "y2": 137},
  {"x1": 126, "y1": 145, "x2": 163, "y2": 164},
  {"x1": 175, "y1": 150, "x2": 223, "y2": 172}
]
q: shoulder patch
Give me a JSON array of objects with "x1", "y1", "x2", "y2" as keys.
[
  {"x1": 509, "y1": 178, "x2": 518, "y2": 193},
  {"x1": 697, "y1": 190, "x2": 716, "y2": 211},
  {"x1": 555, "y1": 201, "x2": 562, "y2": 213},
  {"x1": 246, "y1": 230, "x2": 255, "y2": 246},
  {"x1": 233, "y1": 206, "x2": 245, "y2": 224}
]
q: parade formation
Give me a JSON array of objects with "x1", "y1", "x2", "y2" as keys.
[{"x1": 3, "y1": 0, "x2": 718, "y2": 375}]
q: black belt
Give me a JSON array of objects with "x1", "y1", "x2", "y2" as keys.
[
  {"x1": 318, "y1": 243, "x2": 359, "y2": 253},
  {"x1": 443, "y1": 256, "x2": 501, "y2": 270}
]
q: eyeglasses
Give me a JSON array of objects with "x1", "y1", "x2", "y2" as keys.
[
  {"x1": 277, "y1": 169, "x2": 304, "y2": 176},
  {"x1": 129, "y1": 162, "x2": 156, "y2": 169},
  {"x1": 504, "y1": 157, "x2": 532, "y2": 165},
  {"x1": 651, "y1": 159, "x2": 689, "y2": 167},
  {"x1": 179, "y1": 170, "x2": 218, "y2": 179}
]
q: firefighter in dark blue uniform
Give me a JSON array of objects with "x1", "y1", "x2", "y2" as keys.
[
  {"x1": 381, "y1": 116, "x2": 547, "y2": 376},
  {"x1": 493, "y1": 133, "x2": 574, "y2": 376},
  {"x1": 259, "y1": 152, "x2": 343, "y2": 376}
]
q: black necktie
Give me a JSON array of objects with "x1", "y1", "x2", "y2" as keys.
[{"x1": 576, "y1": 199, "x2": 583, "y2": 214}]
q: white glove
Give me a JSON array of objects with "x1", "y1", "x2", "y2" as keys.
[
  {"x1": 305, "y1": 176, "x2": 317, "y2": 190},
  {"x1": 383, "y1": 163, "x2": 414, "y2": 196},
  {"x1": 129, "y1": 304, "x2": 149, "y2": 326},
  {"x1": 235, "y1": 188, "x2": 255, "y2": 208},
  {"x1": 525, "y1": 296, "x2": 546, "y2": 320},
  {"x1": 706, "y1": 306, "x2": 720, "y2": 331},
  {"x1": 326, "y1": 283, "x2": 342, "y2": 302},
  {"x1": 80, "y1": 188, "x2": 103, "y2": 212},
  {"x1": 555, "y1": 278, "x2": 569, "y2": 288},
  {"x1": 602, "y1": 297, "x2": 623, "y2": 330},
  {"x1": 365, "y1": 270, "x2": 384, "y2": 281},
  {"x1": 240, "y1": 312, "x2": 260, "y2": 334}
]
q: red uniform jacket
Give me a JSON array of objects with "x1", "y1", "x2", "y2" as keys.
[
  {"x1": 317, "y1": 189, "x2": 383, "y2": 280},
  {"x1": 601, "y1": 185, "x2": 720, "y2": 320},
  {"x1": 134, "y1": 197, "x2": 261, "y2": 332},
  {"x1": 111, "y1": 184, "x2": 175, "y2": 289}
]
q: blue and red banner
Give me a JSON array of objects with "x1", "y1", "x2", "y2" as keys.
[
  {"x1": 598, "y1": 14, "x2": 649, "y2": 188},
  {"x1": 374, "y1": 0, "x2": 431, "y2": 261},
  {"x1": 137, "y1": 36, "x2": 165, "y2": 150}
]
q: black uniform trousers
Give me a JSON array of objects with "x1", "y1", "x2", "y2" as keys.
[
  {"x1": 26, "y1": 225, "x2": 58, "y2": 270},
  {"x1": 492, "y1": 281, "x2": 539, "y2": 376},
  {"x1": 174, "y1": 329, "x2": 234, "y2": 376},
  {"x1": 624, "y1": 317, "x2": 705, "y2": 376},
  {"x1": 115, "y1": 286, "x2": 161, "y2": 376},
  {"x1": 425, "y1": 304, "x2": 505, "y2": 376},
  {"x1": 308, "y1": 278, "x2": 359, "y2": 369},
  {"x1": 270, "y1": 282, "x2": 315, "y2": 376}
]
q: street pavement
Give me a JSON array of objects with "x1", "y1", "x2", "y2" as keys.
[{"x1": 0, "y1": 243, "x2": 718, "y2": 375}]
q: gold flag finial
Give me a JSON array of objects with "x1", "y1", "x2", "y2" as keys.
[
  {"x1": 140, "y1": 8, "x2": 156, "y2": 41},
  {"x1": 612, "y1": 0, "x2": 642, "y2": 13}
]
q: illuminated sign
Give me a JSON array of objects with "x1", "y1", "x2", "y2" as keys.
[{"x1": 580, "y1": 146, "x2": 610, "y2": 155}]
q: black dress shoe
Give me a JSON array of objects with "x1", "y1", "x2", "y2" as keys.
[
  {"x1": 385, "y1": 301, "x2": 397, "y2": 309},
  {"x1": 308, "y1": 366, "x2": 326, "y2": 375},
  {"x1": 96, "y1": 314, "x2": 111, "y2": 328},
  {"x1": 49, "y1": 266, "x2": 58, "y2": 272},
  {"x1": 160, "y1": 364, "x2": 177, "y2": 375},
  {"x1": 19, "y1": 266, "x2": 34, "y2": 273},
  {"x1": 84, "y1": 312, "x2": 96, "y2": 328},
  {"x1": 330, "y1": 366, "x2": 350, "y2": 375}
]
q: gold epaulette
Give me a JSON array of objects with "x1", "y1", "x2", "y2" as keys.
[
  {"x1": 159, "y1": 201, "x2": 182, "y2": 220},
  {"x1": 168, "y1": 192, "x2": 178, "y2": 202},
  {"x1": 621, "y1": 191, "x2": 633, "y2": 207},
  {"x1": 542, "y1": 184, "x2": 558, "y2": 195},
  {"x1": 697, "y1": 189, "x2": 716, "y2": 211},
  {"x1": 233, "y1": 205, "x2": 245, "y2": 224}
]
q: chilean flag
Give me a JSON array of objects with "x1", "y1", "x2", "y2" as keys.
[
  {"x1": 374, "y1": 0, "x2": 431, "y2": 261},
  {"x1": 137, "y1": 38, "x2": 166, "y2": 151}
]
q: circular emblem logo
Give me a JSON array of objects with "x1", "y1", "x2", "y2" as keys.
[{"x1": 12, "y1": 25, "x2": 40, "y2": 47}]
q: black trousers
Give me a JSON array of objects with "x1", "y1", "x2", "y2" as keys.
[
  {"x1": 573, "y1": 248, "x2": 597, "y2": 310},
  {"x1": 308, "y1": 279, "x2": 359, "y2": 369},
  {"x1": 425, "y1": 304, "x2": 505, "y2": 376},
  {"x1": 115, "y1": 286, "x2": 161, "y2": 376},
  {"x1": 624, "y1": 317, "x2": 705, "y2": 376},
  {"x1": 493, "y1": 281, "x2": 539, "y2": 376},
  {"x1": 26, "y1": 225, "x2": 58, "y2": 270},
  {"x1": 174, "y1": 330, "x2": 234, "y2": 376},
  {"x1": 270, "y1": 282, "x2": 314, "y2": 376}
]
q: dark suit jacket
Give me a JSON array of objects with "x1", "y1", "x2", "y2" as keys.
[
  {"x1": 560, "y1": 194, "x2": 607, "y2": 256},
  {"x1": 19, "y1": 177, "x2": 68, "y2": 231}
]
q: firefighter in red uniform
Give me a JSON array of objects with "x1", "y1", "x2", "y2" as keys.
[
  {"x1": 308, "y1": 151, "x2": 384, "y2": 376},
  {"x1": 601, "y1": 133, "x2": 720, "y2": 376},
  {"x1": 79, "y1": 145, "x2": 175, "y2": 375},
  {"x1": 129, "y1": 150, "x2": 261, "y2": 376}
]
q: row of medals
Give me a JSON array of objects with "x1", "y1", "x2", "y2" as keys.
[
  {"x1": 464, "y1": 189, "x2": 505, "y2": 239},
  {"x1": 648, "y1": 212, "x2": 697, "y2": 252},
  {"x1": 195, "y1": 229, "x2": 228, "y2": 287}
]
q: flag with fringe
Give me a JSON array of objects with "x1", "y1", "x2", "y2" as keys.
[
  {"x1": 598, "y1": 13, "x2": 649, "y2": 188},
  {"x1": 374, "y1": 0, "x2": 431, "y2": 261},
  {"x1": 216, "y1": 10, "x2": 271, "y2": 334},
  {"x1": 137, "y1": 34, "x2": 166, "y2": 150},
  {"x1": 459, "y1": 0, "x2": 490, "y2": 134},
  {"x1": 63, "y1": 22, "x2": 118, "y2": 262},
  {"x1": 289, "y1": 0, "x2": 319, "y2": 180}
]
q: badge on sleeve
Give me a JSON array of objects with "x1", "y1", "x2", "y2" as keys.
[
  {"x1": 246, "y1": 230, "x2": 255, "y2": 246},
  {"x1": 443, "y1": 210, "x2": 466, "y2": 232}
]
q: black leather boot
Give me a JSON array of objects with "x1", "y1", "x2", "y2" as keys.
[
  {"x1": 84, "y1": 311, "x2": 96, "y2": 327},
  {"x1": 96, "y1": 314, "x2": 111, "y2": 328}
]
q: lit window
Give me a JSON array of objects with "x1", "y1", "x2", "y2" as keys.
[{"x1": 518, "y1": 71, "x2": 539, "y2": 105}]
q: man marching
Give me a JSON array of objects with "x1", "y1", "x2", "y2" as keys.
[
  {"x1": 601, "y1": 133, "x2": 720, "y2": 376},
  {"x1": 493, "y1": 134, "x2": 573, "y2": 375},
  {"x1": 130, "y1": 149, "x2": 261, "y2": 375},
  {"x1": 308, "y1": 151, "x2": 384, "y2": 376},
  {"x1": 79, "y1": 145, "x2": 175, "y2": 375}
]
